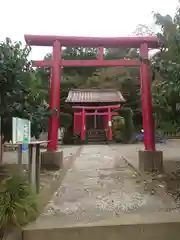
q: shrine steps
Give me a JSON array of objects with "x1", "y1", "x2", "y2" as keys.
[{"x1": 87, "y1": 129, "x2": 107, "y2": 144}]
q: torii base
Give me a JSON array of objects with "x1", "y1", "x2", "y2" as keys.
[
  {"x1": 138, "y1": 150, "x2": 163, "y2": 172},
  {"x1": 41, "y1": 150, "x2": 63, "y2": 170}
]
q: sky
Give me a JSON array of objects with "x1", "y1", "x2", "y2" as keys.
[{"x1": 0, "y1": 0, "x2": 179, "y2": 60}]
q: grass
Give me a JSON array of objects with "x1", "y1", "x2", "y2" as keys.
[{"x1": 0, "y1": 165, "x2": 38, "y2": 240}]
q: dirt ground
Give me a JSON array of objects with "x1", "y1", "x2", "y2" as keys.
[
  {"x1": 111, "y1": 140, "x2": 180, "y2": 201},
  {"x1": 26, "y1": 143, "x2": 180, "y2": 229},
  {"x1": 1, "y1": 145, "x2": 81, "y2": 199},
  {"x1": 2, "y1": 145, "x2": 78, "y2": 164},
  {"x1": 3, "y1": 140, "x2": 180, "y2": 230},
  {"x1": 112, "y1": 140, "x2": 180, "y2": 174}
]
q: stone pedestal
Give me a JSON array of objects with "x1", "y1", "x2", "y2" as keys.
[
  {"x1": 41, "y1": 150, "x2": 63, "y2": 170},
  {"x1": 138, "y1": 150, "x2": 163, "y2": 172}
]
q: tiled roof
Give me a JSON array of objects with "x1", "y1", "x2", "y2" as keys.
[{"x1": 66, "y1": 89, "x2": 126, "y2": 103}]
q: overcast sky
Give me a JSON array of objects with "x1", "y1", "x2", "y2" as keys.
[{"x1": 0, "y1": 0, "x2": 179, "y2": 59}]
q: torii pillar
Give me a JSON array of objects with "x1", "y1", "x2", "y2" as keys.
[
  {"x1": 138, "y1": 43, "x2": 163, "y2": 172},
  {"x1": 41, "y1": 40, "x2": 63, "y2": 170}
]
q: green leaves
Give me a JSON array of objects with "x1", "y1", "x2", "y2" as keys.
[
  {"x1": 0, "y1": 173, "x2": 37, "y2": 239},
  {"x1": 0, "y1": 38, "x2": 49, "y2": 141},
  {"x1": 151, "y1": 7, "x2": 180, "y2": 131}
]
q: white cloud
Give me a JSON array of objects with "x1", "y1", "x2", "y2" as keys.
[{"x1": 0, "y1": 0, "x2": 178, "y2": 59}]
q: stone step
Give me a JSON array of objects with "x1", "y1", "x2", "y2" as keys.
[
  {"x1": 87, "y1": 136, "x2": 106, "y2": 139},
  {"x1": 87, "y1": 133, "x2": 107, "y2": 143},
  {"x1": 87, "y1": 138, "x2": 107, "y2": 143},
  {"x1": 88, "y1": 134, "x2": 106, "y2": 137},
  {"x1": 23, "y1": 212, "x2": 180, "y2": 240}
]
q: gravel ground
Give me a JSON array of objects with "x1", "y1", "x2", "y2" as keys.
[{"x1": 33, "y1": 145, "x2": 177, "y2": 227}]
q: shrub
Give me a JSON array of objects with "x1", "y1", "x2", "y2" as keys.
[
  {"x1": 63, "y1": 128, "x2": 73, "y2": 144},
  {"x1": 73, "y1": 132, "x2": 81, "y2": 144},
  {"x1": 112, "y1": 116, "x2": 125, "y2": 142},
  {"x1": 0, "y1": 167, "x2": 37, "y2": 240},
  {"x1": 60, "y1": 113, "x2": 73, "y2": 144},
  {"x1": 116, "y1": 108, "x2": 135, "y2": 143}
]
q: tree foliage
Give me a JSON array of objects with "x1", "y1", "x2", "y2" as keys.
[
  {"x1": 151, "y1": 6, "x2": 180, "y2": 132},
  {"x1": 0, "y1": 38, "x2": 48, "y2": 141},
  {"x1": 0, "y1": 170, "x2": 37, "y2": 240}
]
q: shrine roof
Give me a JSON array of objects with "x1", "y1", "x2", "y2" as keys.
[{"x1": 66, "y1": 89, "x2": 126, "y2": 103}]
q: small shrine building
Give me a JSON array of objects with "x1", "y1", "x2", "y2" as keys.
[{"x1": 66, "y1": 89, "x2": 125, "y2": 142}]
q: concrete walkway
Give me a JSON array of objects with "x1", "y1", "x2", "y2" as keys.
[{"x1": 27, "y1": 144, "x2": 177, "y2": 229}]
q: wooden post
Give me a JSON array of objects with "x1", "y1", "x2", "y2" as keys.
[
  {"x1": 35, "y1": 144, "x2": 40, "y2": 193},
  {"x1": 17, "y1": 144, "x2": 22, "y2": 171},
  {"x1": 28, "y1": 145, "x2": 33, "y2": 184},
  {"x1": 0, "y1": 116, "x2": 2, "y2": 163}
]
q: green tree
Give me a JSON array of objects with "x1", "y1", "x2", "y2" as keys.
[
  {"x1": 0, "y1": 38, "x2": 48, "y2": 141},
  {"x1": 83, "y1": 48, "x2": 140, "y2": 112},
  {"x1": 151, "y1": 7, "x2": 180, "y2": 132}
]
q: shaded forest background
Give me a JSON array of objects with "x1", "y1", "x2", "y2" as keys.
[{"x1": 1, "y1": 6, "x2": 180, "y2": 142}]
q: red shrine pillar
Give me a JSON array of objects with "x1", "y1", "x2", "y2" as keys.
[
  {"x1": 80, "y1": 108, "x2": 86, "y2": 141},
  {"x1": 140, "y1": 43, "x2": 155, "y2": 151},
  {"x1": 139, "y1": 43, "x2": 162, "y2": 172},
  {"x1": 73, "y1": 112, "x2": 76, "y2": 134},
  {"x1": 48, "y1": 71, "x2": 53, "y2": 143},
  {"x1": 48, "y1": 40, "x2": 61, "y2": 151},
  {"x1": 108, "y1": 108, "x2": 112, "y2": 141}
]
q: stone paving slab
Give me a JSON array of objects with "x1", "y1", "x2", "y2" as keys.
[{"x1": 27, "y1": 145, "x2": 177, "y2": 229}]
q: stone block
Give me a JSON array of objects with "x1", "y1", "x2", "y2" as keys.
[
  {"x1": 138, "y1": 150, "x2": 163, "y2": 172},
  {"x1": 41, "y1": 151, "x2": 63, "y2": 170}
]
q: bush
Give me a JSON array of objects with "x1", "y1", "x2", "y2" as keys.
[
  {"x1": 112, "y1": 116, "x2": 125, "y2": 142},
  {"x1": 116, "y1": 108, "x2": 135, "y2": 143},
  {"x1": 73, "y1": 132, "x2": 81, "y2": 144},
  {"x1": 63, "y1": 127, "x2": 74, "y2": 144},
  {"x1": 60, "y1": 113, "x2": 73, "y2": 144},
  {"x1": 0, "y1": 167, "x2": 37, "y2": 240},
  {"x1": 60, "y1": 112, "x2": 72, "y2": 128}
]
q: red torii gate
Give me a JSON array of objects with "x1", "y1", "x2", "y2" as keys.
[
  {"x1": 72, "y1": 104, "x2": 121, "y2": 141},
  {"x1": 24, "y1": 34, "x2": 163, "y2": 171}
]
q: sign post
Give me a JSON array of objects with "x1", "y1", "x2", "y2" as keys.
[
  {"x1": 10, "y1": 117, "x2": 49, "y2": 193},
  {"x1": 12, "y1": 117, "x2": 31, "y2": 166},
  {"x1": 12, "y1": 117, "x2": 31, "y2": 144}
]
